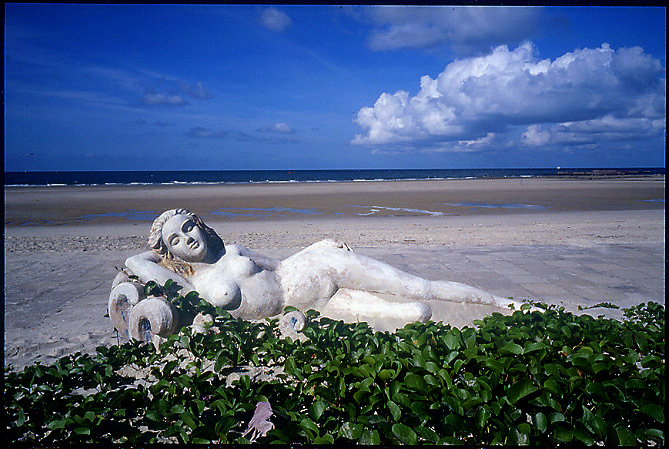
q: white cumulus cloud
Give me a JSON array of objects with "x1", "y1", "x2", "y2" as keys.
[
  {"x1": 522, "y1": 125, "x2": 551, "y2": 147},
  {"x1": 352, "y1": 42, "x2": 665, "y2": 152},
  {"x1": 260, "y1": 7, "x2": 292, "y2": 32}
]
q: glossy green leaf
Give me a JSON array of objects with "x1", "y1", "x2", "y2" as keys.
[
  {"x1": 542, "y1": 378, "x2": 561, "y2": 396},
  {"x1": 553, "y1": 426, "x2": 573, "y2": 442},
  {"x1": 388, "y1": 400, "x2": 401, "y2": 421},
  {"x1": 359, "y1": 429, "x2": 381, "y2": 445},
  {"x1": 404, "y1": 373, "x2": 427, "y2": 392},
  {"x1": 640, "y1": 404, "x2": 665, "y2": 423},
  {"x1": 613, "y1": 425, "x2": 637, "y2": 446},
  {"x1": 524, "y1": 341, "x2": 546, "y2": 353},
  {"x1": 415, "y1": 426, "x2": 439, "y2": 443},
  {"x1": 180, "y1": 412, "x2": 198, "y2": 430},
  {"x1": 475, "y1": 406, "x2": 491, "y2": 429},
  {"x1": 16, "y1": 406, "x2": 25, "y2": 427},
  {"x1": 313, "y1": 435, "x2": 334, "y2": 444},
  {"x1": 285, "y1": 356, "x2": 296, "y2": 373},
  {"x1": 585, "y1": 382, "x2": 610, "y2": 400},
  {"x1": 443, "y1": 333, "x2": 459, "y2": 350},
  {"x1": 549, "y1": 412, "x2": 565, "y2": 424},
  {"x1": 506, "y1": 378, "x2": 538, "y2": 404},
  {"x1": 573, "y1": 428, "x2": 595, "y2": 445},
  {"x1": 590, "y1": 414, "x2": 607, "y2": 437},
  {"x1": 309, "y1": 401, "x2": 327, "y2": 421},
  {"x1": 500, "y1": 342, "x2": 524, "y2": 355},
  {"x1": 534, "y1": 412, "x2": 548, "y2": 433},
  {"x1": 392, "y1": 423, "x2": 418, "y2": 445},
  {"x1": 378, "y1": 369, "x2": 394, "y2": 382},
  {"x1": 485, "y1": 358, "x2": 503, "y2": 373},
  {"x1": 392, "y1": 392, "x2": 411, "y2": 408},
  {"x1": 339, "y1": 422, "x2": 363, "y2": 440},
  {"x1": 145, "y1": 410, "x2": 163, "y2": 422},
  {"x1": 508, "y1": 425, "x2": 530, "y2": 445},
  {"x1": 299, "y1": 418, "x2": 319, "y2": 435}
]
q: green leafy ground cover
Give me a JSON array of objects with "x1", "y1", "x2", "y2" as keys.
[{"x1": 4, "y1": 284, "x2": 665, "y2": 445}]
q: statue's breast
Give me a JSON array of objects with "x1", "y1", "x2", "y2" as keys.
[
  {"x1": 225, "y1": 255, "x2": 259, "y2": 278},
  {"x1": 194, "y1": 268, "x2": 241, "y2": 309}
]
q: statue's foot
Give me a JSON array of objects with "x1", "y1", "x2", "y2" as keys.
[
  {"x1": 494, "y1": 296, "x2": 540, "y2": 312},
  {"x1": 429, "y1": 281, "x2": 535, "y2": 312}
]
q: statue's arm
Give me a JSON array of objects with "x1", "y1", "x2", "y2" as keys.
[{"x1": 125, "y1": 251, "x2": 196, "y2": 293}]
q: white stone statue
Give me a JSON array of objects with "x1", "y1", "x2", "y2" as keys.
[{"x1": 109, "y1": 208, "x2": 521, "y2": 343}]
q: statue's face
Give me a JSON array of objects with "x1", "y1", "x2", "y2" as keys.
[{"x1": 162, "y1": 214, "x2": 208, "y2": 262}]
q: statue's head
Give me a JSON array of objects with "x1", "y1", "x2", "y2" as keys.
[{"x1": 149, "y1": 209, "x2": 224, "y2": 272}]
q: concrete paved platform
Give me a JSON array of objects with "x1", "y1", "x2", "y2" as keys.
[{"x1": 4, "y1": 242, "x2": 665, "y2": 371}]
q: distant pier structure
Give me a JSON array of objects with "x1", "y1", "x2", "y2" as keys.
[{"x1": 555, "y1": 168, "x2": 661, "y2": 178}]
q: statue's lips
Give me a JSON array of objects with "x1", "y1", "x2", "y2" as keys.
[{"x1": 189, "y1": 241, "x2": 200, "y2": 250}]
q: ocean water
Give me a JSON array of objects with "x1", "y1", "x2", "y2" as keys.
[{"x1": 3, "y1": 168, "x2": 664, "y2": 187}]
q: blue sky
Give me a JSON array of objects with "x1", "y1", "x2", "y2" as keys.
[{"x1": 4, "y1": 5, "x2": 666, "y2": 171}]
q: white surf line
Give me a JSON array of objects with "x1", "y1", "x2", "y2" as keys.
[{"x1": 343, "y1": 205, "x2": 448, "y2": 216}]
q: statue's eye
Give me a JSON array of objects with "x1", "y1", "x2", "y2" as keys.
[
  {"x1": 170, "y1": 236, "x2": 180, "y2": 246},
  {"x1": 184, "y1": 221, "x2": 194, "y2": 232}
]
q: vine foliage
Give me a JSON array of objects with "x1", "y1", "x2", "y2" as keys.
[{"x1": 4, "y1": 281, "x2": 665, "y2": 445}]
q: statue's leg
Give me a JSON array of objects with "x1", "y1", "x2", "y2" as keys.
[
  {"x1": 283, "y1": 248, "x2": 520, "y2": 309},
  {"x1": 429, "y1": 280, "x2": 522, "y2": 309},
  {"x1": 281, "y1": 247, "x2": 431, "y2": 300},
  {"x1": 324, "y1": 288, "x2": 432, "y2": 323}
]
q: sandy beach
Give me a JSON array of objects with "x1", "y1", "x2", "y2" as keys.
[{"x1": 4, "y1": 177, "x2": 665, "y2": 371}]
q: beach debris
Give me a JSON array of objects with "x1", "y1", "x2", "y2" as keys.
[
  {"x1": 279, "y1": 310, "x2": 307, "y2": 338},
  {"x1": 242, "y1": 401, "x2": 274, "y2": 442},
  {"x1": 190, "y1": 312, "x2": 215, "y2": 334}
]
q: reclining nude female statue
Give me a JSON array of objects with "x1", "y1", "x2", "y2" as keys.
[{"x1": 109, "y1": 208, "x2": 522, "y2": 343}]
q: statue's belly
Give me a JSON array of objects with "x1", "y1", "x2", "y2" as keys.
[
  {"x1": 233, "y1": 270, "x2": 285, "y2": 319},
  {"x1": 277, "y1": 259, "x2": 337, "y2": 308}
]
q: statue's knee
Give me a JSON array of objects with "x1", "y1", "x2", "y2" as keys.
[{"x1": 313, "y1": 239, "x2": 353, "y2": 251}]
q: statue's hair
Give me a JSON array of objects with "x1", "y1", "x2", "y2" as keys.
[{"x1": 149, "y1": 209, "x2": 224, "y2": 276}]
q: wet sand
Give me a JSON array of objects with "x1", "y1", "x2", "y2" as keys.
[{"x1": 4, "y1": 177, "x2": 665, "y2": 227}]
